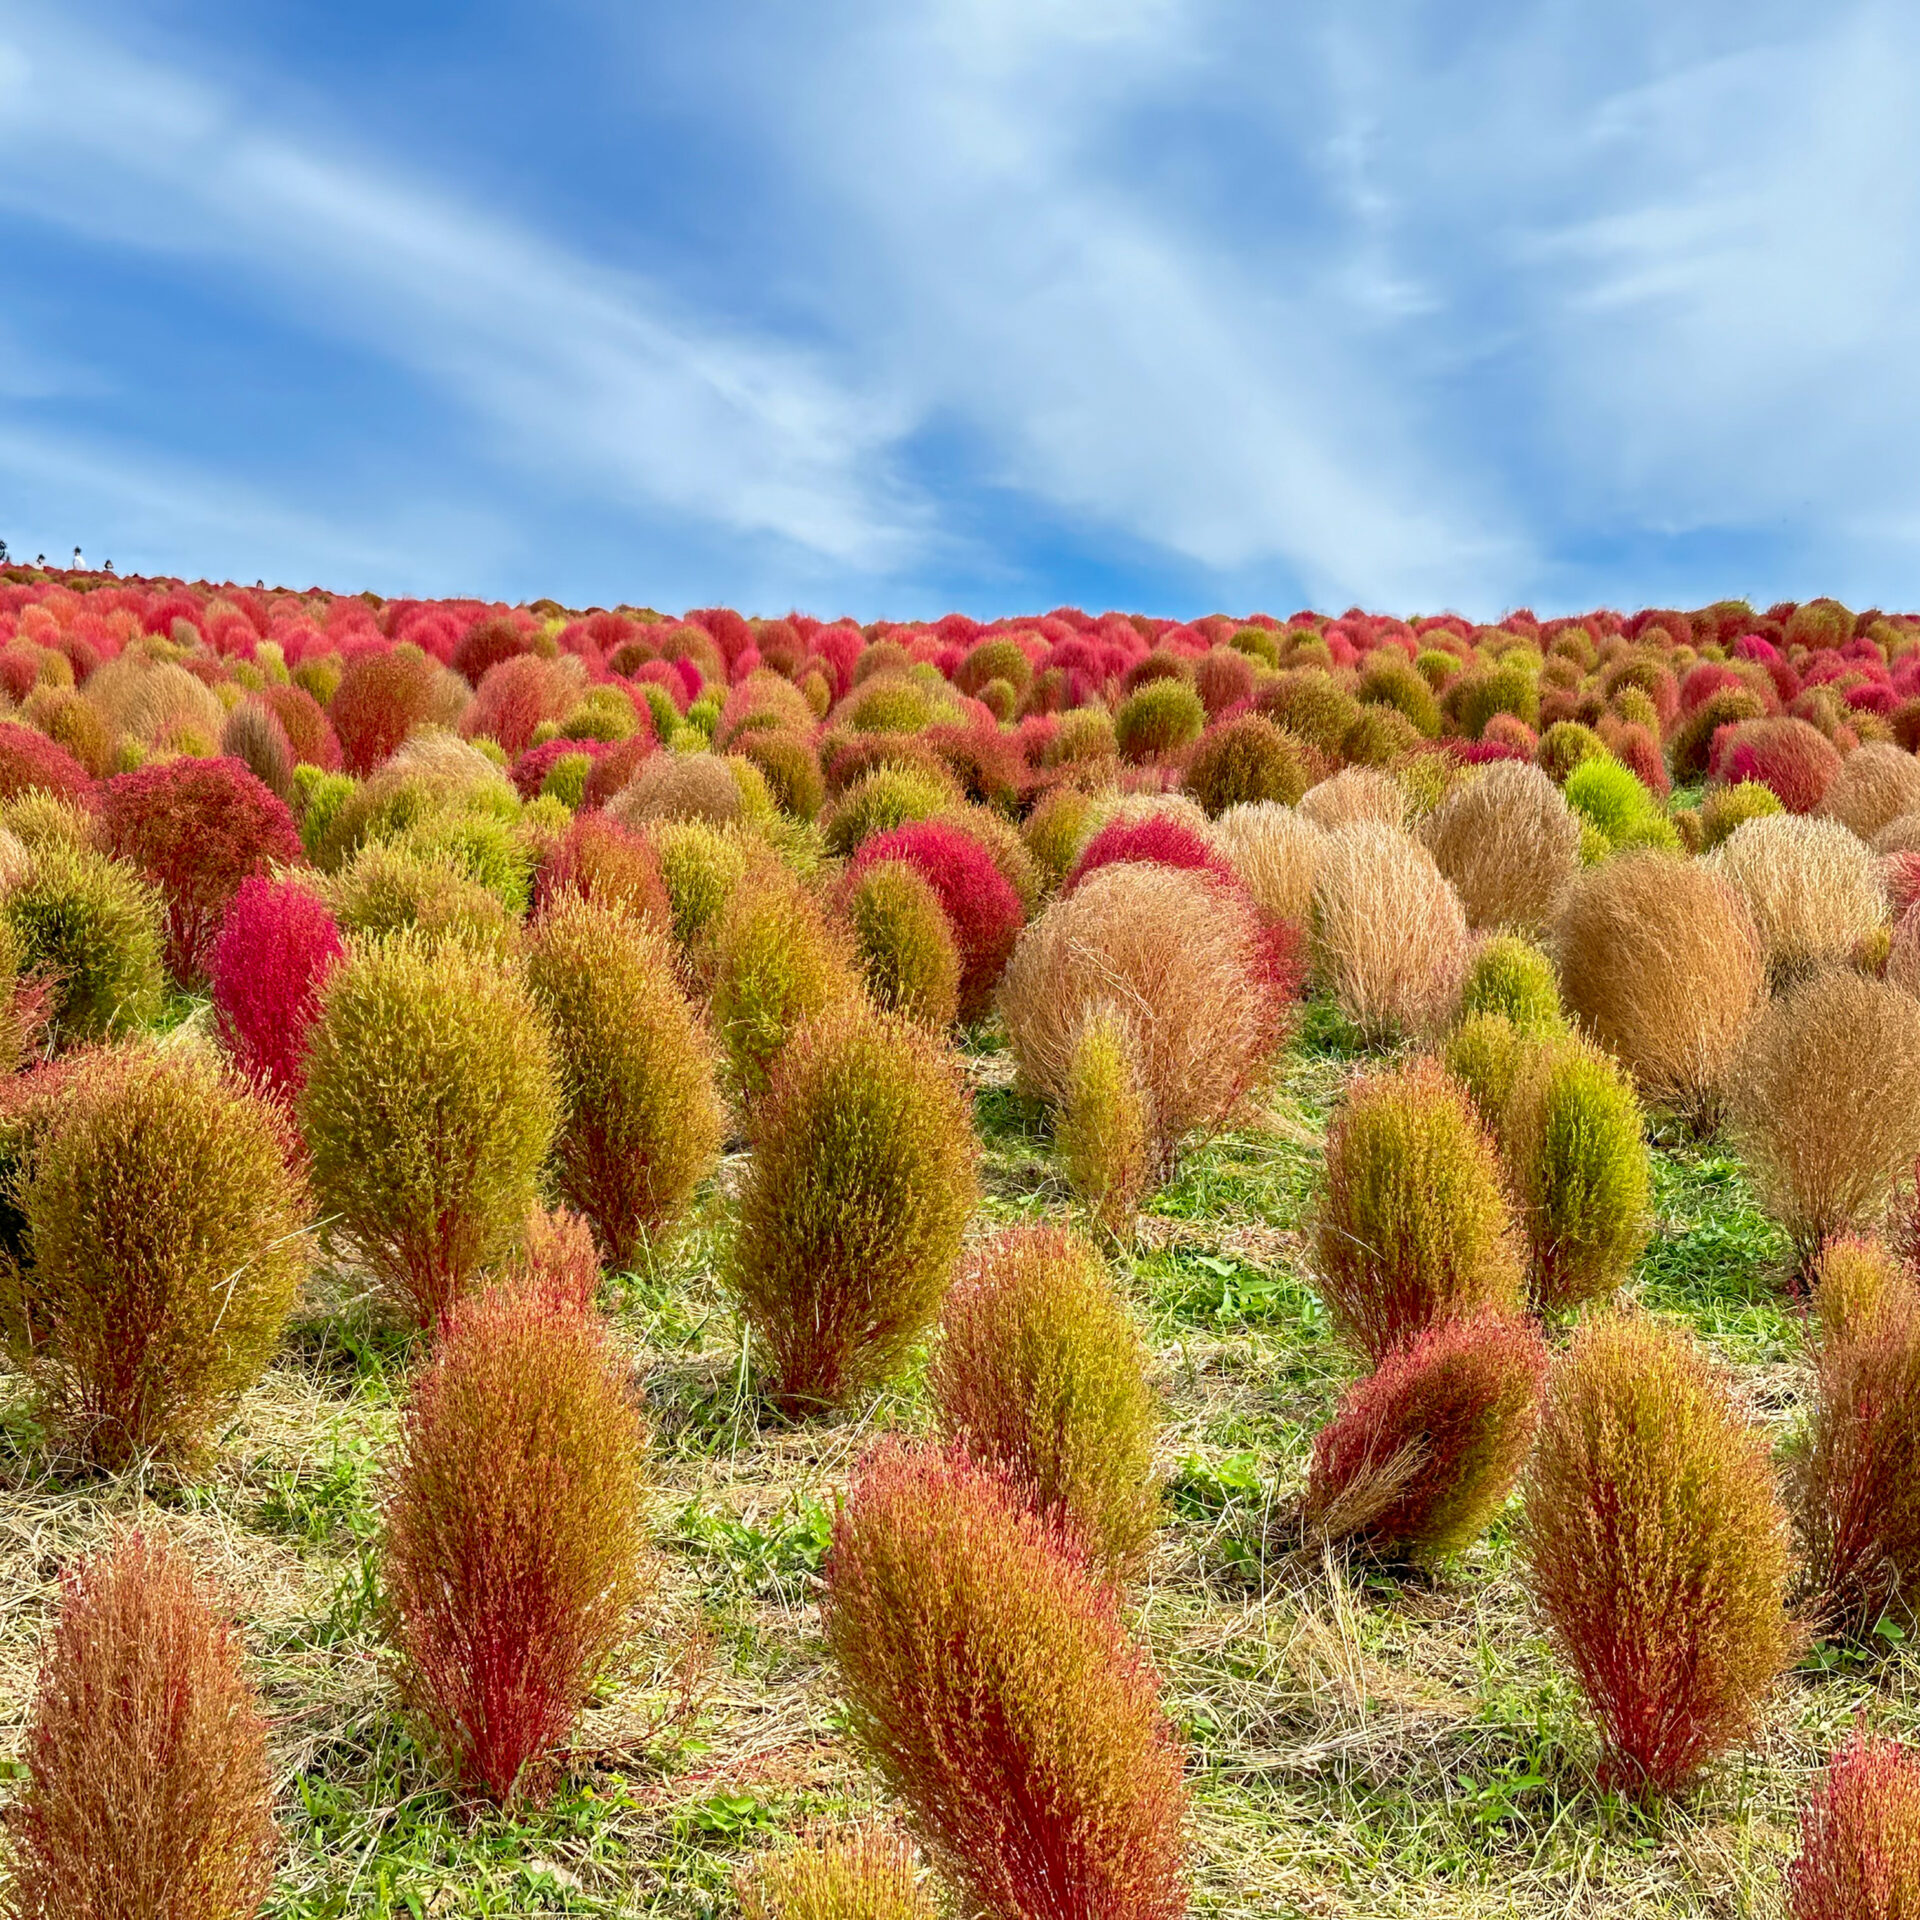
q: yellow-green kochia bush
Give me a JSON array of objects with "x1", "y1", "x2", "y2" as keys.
[
  {"x1": 524, "y1": 897, "x2": 724, "y2": 1271},
  {"x1": 299, "y1": 932, "x2": 560, "y2": 1327},
  {"x1": 928, "y1": 1227, "x2": 1161, "y2": 1584},
  {"x1": 1313, "y1": 1059, "x2": 1523, "y2": 1364},
  {"x1": 726, "y1": 1004, "x2": 978, "y2": 1414},
  {"x1": 739, "y1": 1826, "x2": 935, "y2": 1920},
  {"x1": 844, "y1": 859, "x2": 961, "y2": 1029},
  {"x1": 1458, "y1": 934, "x2": 1563, "y2": 1034},
  {"x1": 1055, "y1": 1004, "x2": 1153, "y2": 1242},
  {"x1": 2, "y1": 1045, "x2": 312, "y2": 1467}
]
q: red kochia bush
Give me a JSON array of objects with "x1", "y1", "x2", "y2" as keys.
[
  {"x1": 846, "y1": 820, "x2": 1024, "y2": 1022},
  {"x1": 12, "y1": 1531, "x2": 276, "y2": 1920},
  {"x1": 0, "y1": 721, "x2": 93, "y2": 805},
  {"x1": 825, "y1": 1443, "x2": 1189, "y2": 1920},
  {"x1": 329, "y1": 644, "x2": 443, "y2": 774},
  {"x1": 208, "y1": 874, "x2": 345, "y2": 1103},
  {"x1": 380, "y1": 1284, "x2": 653, "y2": 1805},
  {"x1": 1708, "y1": 717, "x2": 1843, "y2": 814},
  {"x1": 1304, "y1": 1312, "x2": 1548, "y2": 1566},
  {"x1": 1787, "y1": 1730, "x2": 1920, "y2": 1919},
  {"x1": 1066, "y1": 816, "x2": 1238, "y2": 894},
  {"x1": 533, "y1": 809, "x2": 672, "y2": 930},
  {"x1": 99, "y1": 757, "x2": 304, "y2": 984}
]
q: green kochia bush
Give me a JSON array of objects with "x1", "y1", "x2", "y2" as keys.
[
  {"x1": 929, "y1": 1227, "x2": 1161, "y2": 1583},
  {"x1": 1313, "y1": 1059, "x2": 1523, "y2": 1363},
  {"x1": 1114, "y1": 679, "x2": 1205, "y2": 763},
  {"x1": 1563, "y1": 756, "x2": 1679, "y2": 856},
  {"x1": 1056, "y1": 1004, "x2": 1154, "y2": 1242},
  {"x1": 1520, "y1": 1311, "x2": 1797, "y2": 1796},
  {"x1": 844, "y1": 859, "x2": 961, "y2": 1029},
  {"x1": 740, "y1": 1827, "x2": 935, "y2": 1920},
  {"x1": 1458, "y1": 934, "x2": 1563, "y2": 1034},
  {"x1": 726, "y1": 1005, "x2": 978, "y2": 1414},
  {"x1": 2, "y1": 1045, "x2": 312, "y2": 1467},
  {"x1": 524, "y1": 898, "x2": 724, "y2": 1271},
  {"x1": 300, "y1": 933, "x2": 560, "y2": 1327},
  {"x1": 1, "y1": 842, "x2": 166, "y2": 1047}
]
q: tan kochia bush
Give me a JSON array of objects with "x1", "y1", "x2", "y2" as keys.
[
  {"x1": 1707, "y1": 813, "x2": 1886, "y2": 983},
  {"x1": 1311, "y1": 822, "x2": 1471, "y2": 1042},
  {"x1": 1209, "y1": 801, "x2": 1320, "y2": 923},
  {"x1": 1520, "y1": 1311, "x2": 1797, "y2": 1796},
  {"x1": 929, "y1": 1227, "x2": 1161, "y2": 1582},
  {"x1": 1297, "y1": 767, "x2": 1406, "y2": 834},
  {"x1": 4, "y1": 1046, "x2": 311, "y2": 1467},
  {"x1": 1820, "y1": 741, "x2": 1920, "y2": 842},
  {"x1": 1000, "y1": 862, "x2": 1283, "y2": 1169},
  {"x1": 12, "y1": 1531, "x2": 276, "y2": 1920},
  {"x1": 608, "y1": 750, "x2": 766, "y2": 828},
  {"x1": 1421, "y1": 760, "x2": 1581, "y2": 934},
  {"x1": 300, "y1": 932, "x2": 560, "y2": 1326},
  {"x1": 1554, "y1": 852, "x2": 1764, "y2": 1121},
  {"x1": 524, "y1": 898, "x2": 723, "y2": 1269},
  {"x1": 1730, "y1": 971, "x2": 1920, "y2": 1271}
]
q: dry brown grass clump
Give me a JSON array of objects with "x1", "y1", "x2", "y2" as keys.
[
  {"x1": 1421, "y1": 760, "x2": 1581, "y2": 933},
  {"x1": 1310, "y1": 822, "x2": 1471, "y2": 1042},
  {"x1": 1730, "y1": 970, "x2": 1920, "y2": 1271},
  {"x1": 1707, "y1": 812, "x2": 1886, "y2": 983},
  {"x1": 1296, "y1": 767, "x2": 1406, "y2": 834},
  {"x1": 1208, "y1": 800, "x2": 1320, "y2": 922},
  {"x1": 11, "y1": 1530, "x2": 277, "y2": 1920},
  {"x1": 1000, "y1": 861, "x2": 1283, "y2": 1168},
  {"x1": 1554, "y1": 851, "x2": 1764, "y2": 1121},
  {"x1": 1820, "y1": 741, "x2": 1920, "y2": 841}
]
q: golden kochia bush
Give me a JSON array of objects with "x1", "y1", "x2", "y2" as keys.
[
  {"x1": 380, "y1": 1284, "x2": 653, "y2": 1806},
  {"x1": 1553, "y1": 851, "x2": 1764, "y2": 1122},
  {"x1": 1313, "y1": 1059, "x2": 1523, "y2": 1364},
  {"x1": 524, "y1": 898, "x2": 723, "y2": 1271},
  {"x1": 1707, "y1": 812, "x2": 1886, "y2": 983},
  {"x1": 11, "y1": 1532, "x2": 277, "y2": 1920},
  {"x1": 1310, "y1": 822, "x2": 1471, "y2": 1042},
  {"x1": 1818, "y1": 740, "x2": 1920, "y2": 842},
  {"x1": 299, "y1": 932, "x2": 560, "y2": 1327},
  {"x1": 928, "y1": 1227, "x2": 1161, "y2": 1583},
  {"x1": 844, "y1": 859, "x2": 961, "y2": 1029},
  {"x1": 1209, "y1": 800, "x2": 1320, "y2": 923},
  {"x1": 1, "y1": 1045, "x2": 311, "y2": 1467},
  {"x1": 726, "y1": 1005, "x2": 978, "y2": 1414},
  {"x1": 1730, "y1": 971, "x2": 1920, "y2": 1272},
  {"x1": 1520, "y1": 1312, "x2": 1798, "y2": 1797},
  {"x1": 1421, "y1": 760, "x2": 1581, "y2": 934},
  {"x1": 1000, "y1": 861, "x2": 1289, "y2": 1172},
  {"x1": 1296, "y1": 766, "x2": 1406, "y2": 835},
  {"x1": 740, "y1": 1827, "x2": 935, "y2": 1920},
  {"x1": 823, "y1": 1443, "x2": 1189, "y2": 1920}
]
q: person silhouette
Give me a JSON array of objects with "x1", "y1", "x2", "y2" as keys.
[{"x1": 71, "y1": 548, "x2": 83, "y2": 569}]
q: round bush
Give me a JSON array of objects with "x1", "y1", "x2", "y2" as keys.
[
  {"x1": 609, "y1": 750, "x2": 767, "y2": 830},
  {"x1": 1, "y1": 842, "x2": 166, "y2": 1047},
  {"x1": 1459, "y1": 934, "x2": 1562, "y2": 1033},
  {"x1": 4, "y1": 1045, "x2": 311, "y2": 1466},
  {"x1": 733, "y1": 727, "x2": 826, "y2": 821},
  {"x1": 1563, "y1": 756, "x2": 1678, "y2": 856},
  {"x1": 1181, "y1": 714, "x2": 1312, "y2": 814},
  {"x1": 1114, "y1": 680, "x2": 1205, "y2": 764},
  {"x1": 726, "y1": 1005, "x2": 978, "y2": 1413},
  {"x1": 822, "y1": 765, "x2": 958, "y2": 859},
  {"x1": 1421, "y1": 761, "x2": 1580, "y2": 933},
  {"x1": 329, "y1": 645, "x2": 443, "y2": 775},
  {"x1": 0, "y1": 721, "x2": 94, "y2": 806},
  {"x1": 1708, "y1": 812, "x2": 1887, "y2": 984},
  {"x1": 300, "y1": 934, "x2": 561, "y2": 1326},
  {"x1": 845, "y1": 859, "x2": 962, "y2": 1029},
  {"x1": 1700, "y1": 778, "x2": 1785, "y2": 848},
  {"x1": 1210, "y1": 801, "x2": 1320, "y2": 923},
  {"x1": 533, "y1": 809, "x2": 671, "y2": 929},
  {"x1": 526, "y1": 897, "x2": 723, "y2": 1269},
  {"x1": 1055, "y1": 1003, "x2": 1154, "y2": 1242},
  {"x1": 1709, "y1": 717, "x2": 1840, "y2": 814},
  {"x1": 1821, "y1": 742, "x2": 1920, "y2": 842},
  {"x1": 208, "y1": 874, "x2": 345, "y2": 1104},
  {"x1": 329, "y1": 841, "x2": 517, "y2": 958}
]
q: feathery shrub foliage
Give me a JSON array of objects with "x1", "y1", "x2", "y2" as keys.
[
  {"x1": 1731, "y1": 970, "x2": 1920, "y2": 1272},
  {"x1": 1459, "y1": 933, "x2": 1563, "y2": 1033},
  {"x1": 1555, "y1": 852, "x2": 1764, "y2": 1122},
  {"x1": 1700, "y1": 778, "x2": 1785, "y2": 848},
  {"x1": 1313, "y1": 1060, "x2": 1523, "y2": 1363},
  {"x1": 1114, "y1": 678, "x2": 1205, "y2": 763},
  {"x1": 824, "y1": 1443, "x2": 1189, "y2": 1920},
  {"x1": 711, "y1": 866, "x2": 862, "y2": 1102},
  {"x1": 1821, "y1": 741, "x2": 1920, "y2": 842},
  {"x1": 208, "y1": 874, "x2": 344, "y2": 1103},
  {"x1": 1503, "y1": 1035, "x2": 1650, "y2": 1313},
  {"x1": 329, "y1": 840, "x2": 516, "y2": 958},
  {"x1": 1563, "y1": 755, "x2": 1678, "y2": 855},
  {"x1": 1709, "y1": 812, "x2": 1886, "y2": 984},
  {"x1": 11, "y1": 1532, "x2": 276, "y2": 1920},
  {"x1": 1056, "y1": 1004, "x2": 1155, "y2": 1240},
  {"x1": 740, "y1": 1828, "x2": 935, "y2": 1920},
  {"x1": 928, "y1": 1227, "x2": 1160, "y2": 1582},
  {"x1": 822, "y1": 765, "x2": 958, "y2": 860},
  {"x1": 534, "y1": 809, "x2": 671, "y2": 929},
  {"x1": 1787, "y1": 1731, "x2": 1920, "y2": 1920},
  {"x1": 2, "y1": 1046, "x2": 310, "y2": 1466},
  {"x1": 1181, "y1": 714, "x2": 1312, "y2": 814},
  {"x1": 1210, "y1": 800, "x2": 1320, "y2": 923},
  {"x1": 1310, "y1": 824, "x2": 1471, "y2": 1043},
  {"x1": 1422, "y1": 761, "x2": 1581, "y2": 932},
  {"x1": 1, "y1": 841, "x2": 166, "y2": 1046},
  {"x1": 728, "y1": 1006, "x2": 978, "y2": 1413},
  {"x1": 381, "y1": 1282, "x2": 653, "y2": 1804},
  {"x1": 1792, "y1": 1239, "x2": 1920, "y2": 1640},
  {"x1": 1441, "y1": 1011, "x2": 1532, "y2": 1136},
  {"x1": 1297, "y1": 766, "x2": 1407, "y2": 835},
  {"x1": 1520, "y1": 1312, "x2": 1797, "y2": 1796},
  {"x1": 330, "y1": 644, "x2": 443, "y2": 774},
  {"x1": 300, "y1": 933, "x2": 560, "y2": 1326},
  {"x1": 98, "y1": 757, "x2": 303, "y2": 984},
  {"x1": 504, "y1": 1203, "x2": 602, "y2": 1315},
  {"x1": 845, "y1": 859, "x2": 961, "y2": 1028},
  {"x1": 650, "y1": 818, "x2": 753, "y2": 970},
  {"x1": 1304, "y1": 1311, "x2": 1547, "y2": 1565}
]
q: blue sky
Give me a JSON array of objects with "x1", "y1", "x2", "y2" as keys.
[{"x1": 1, "y1": 1, "x2": 1917, "y2": 620}]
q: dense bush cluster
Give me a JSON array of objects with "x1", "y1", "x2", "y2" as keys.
[{"x1": 2, "y1": 564, "x2": 1917, "y2": 1906}]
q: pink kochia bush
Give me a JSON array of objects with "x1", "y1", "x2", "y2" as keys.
[
  {"x1": 209, "y1": 875, "x2": 345, "y2": 1104},
  {"x1": 824, "y1": 1442, "x2": 1189, "y2": 1920},
  {"x1": 1787, "y1": 1730, "x2": 1920, "y2": 1919},
  {"x1": 846, "y1": 820, "x2": 1024, "y2": 1022},
  {"x1": 98, "y1": 756, "x2": 304, "y2": 983}
]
